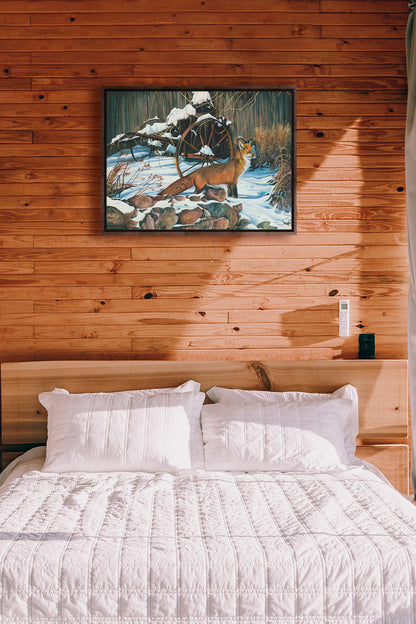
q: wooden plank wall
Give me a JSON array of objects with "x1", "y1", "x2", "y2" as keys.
[{"x1": 0, "y1": 0, "x2": 409, "y2": 363}]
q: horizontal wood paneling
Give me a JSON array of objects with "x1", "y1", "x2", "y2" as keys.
[
  {"x1": 26, "y1": 12, "x2": 410, "y2": 26},
  {"x1": 2, "y1": 359, "x2": 407, "y2": 443},
  {"x1": 0, "y1": 0, "x2": 408, "y2": 365}
]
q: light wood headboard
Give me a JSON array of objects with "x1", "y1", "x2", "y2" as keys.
[{"x1": 0, "y1": 359, "x2": 409, "y2": 493}]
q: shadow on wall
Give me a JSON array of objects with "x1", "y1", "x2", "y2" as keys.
[
  {"x1": 131, "y1": 109, "x2": 406, "y2": 362},
  {"x1": 37, "y1": 92, "x2": 405, "y2": 363}
]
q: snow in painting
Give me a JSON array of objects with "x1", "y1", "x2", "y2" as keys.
[{"x1": 105, "y1": 90, "x2": 294, "y2": 232}]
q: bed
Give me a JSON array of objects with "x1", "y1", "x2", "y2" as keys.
[{"x1": 0, "y1": 359, "x2": 414, "y2": 623}]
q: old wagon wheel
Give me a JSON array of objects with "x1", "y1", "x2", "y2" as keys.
[{"x1": 175, "y1": 117, "x2": 234, "y2": 178}]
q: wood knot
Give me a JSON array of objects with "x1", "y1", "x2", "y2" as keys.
[
  {"x1": 110, "y1": 260, "x2": 122, "y2": 273},
  {"x1": 250, "y1": 362, "x2": 272, "y2": 391}
]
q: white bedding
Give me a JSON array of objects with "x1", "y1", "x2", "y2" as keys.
[{"x1": 1, "y1": 457, "x2": 416, "y2": 622}]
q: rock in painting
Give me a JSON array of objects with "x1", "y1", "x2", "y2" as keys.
[
  {"x1": 237, "y1": 218, "x2": 250, "y2": 228},
  {"x1": 129, "y1": 193, "x2": 155, "y2": 210},
  {"x1": 195, "y1": 217, "x2": 214, "y2": 230},
  {"x1": 213, "y1": 217, "x2": 230, "y2": 230},
  {"x1": 151, "y1": 206, "x2": 178, "y2": 230},
  {"x1": 106, "y1": 205, "x2": 138, "y2": 230},
  {"x1": 176, "y1": 217, "x2": 213, "y2": 230},
  {"x1": 205, "y1": 202, "x2": 240, "y2": 228},
  {"x1": 205, "y1": 202, "x2": 229, "y2": 219},
  {"x1": 225, "y1": 206, "x2": 240, "y2": 228},
  {"x1": 257, "y1": 220, "x2": 278, "y2": 230},
  {"x1": 140, "y1": 214, "x2": 155, "y2": 230},
  {"x1": 178, "y1": 207, "x2": 203, "y2": 225},
  {"x1": 204, "y1": 186, "x2": 227, "y2": 202}
]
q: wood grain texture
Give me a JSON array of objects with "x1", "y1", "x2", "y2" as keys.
[
  {"x1": 1, "y1": 359, "x2": 408, "y2": 442},
  {"x1": 356, "y1": 445, "x2": 409, "y2": 495},
  {"x1": 0, "y1": 0, "x2": 408, "y2": 365},
  {"x1": 0, "y1": 359, "x2": 409, "y2": 492}
]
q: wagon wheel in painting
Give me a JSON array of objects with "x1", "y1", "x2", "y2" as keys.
[{"x1": 175, "y1": 117, "x2": 234, "y2": 178}]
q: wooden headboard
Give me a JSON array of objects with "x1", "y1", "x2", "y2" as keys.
[{"x1": 0, "y1": 359, "x2": 409, "y2": 493}]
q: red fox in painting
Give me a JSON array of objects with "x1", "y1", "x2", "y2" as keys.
[{"x1": 161, "y1": 139, "x2": 254, "y2": 198}]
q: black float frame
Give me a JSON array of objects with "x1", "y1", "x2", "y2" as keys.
[{"x1": 101, "y1": 87, "x2": 297, "y2": 234}]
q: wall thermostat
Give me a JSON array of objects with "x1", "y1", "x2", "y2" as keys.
[{"x1": 339, "y1": 300, "x2": 349, "y2": 337}]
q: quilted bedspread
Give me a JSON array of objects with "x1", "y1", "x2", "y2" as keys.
[{"x1": 0, "y1": 463, "x2": 416, "y2": 623}]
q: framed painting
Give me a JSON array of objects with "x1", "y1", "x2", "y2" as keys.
[{"x1": 102, "y1": 87, "x2": 296, "y2": 233}]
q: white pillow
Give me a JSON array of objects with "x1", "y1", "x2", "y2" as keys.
[
  {"x1": 206, "y1": 384, "x2": 359, "y2": 462},
  {"x1": 39, "y1": 389, "x2": 205, "y2": 472},
  {"x1": 42, "y1": 379, "x2": 200, "y2": 401},
  {"x1": 202, "y1": 398, "x2": 358, "y2": 472}
]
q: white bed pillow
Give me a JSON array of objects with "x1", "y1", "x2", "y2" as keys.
[
  {"x1": 206, "y1": 384, "x2": 358, "y2": 461},
  {"x1": 39, "y1": 389, "x2": 205, "y2": 472},
  {"x1": 41, "y1": 379, "x2": 200, "y2": 402},
  {"x1": 202, "y1": 398, "x2": 358, "y2": 472}
]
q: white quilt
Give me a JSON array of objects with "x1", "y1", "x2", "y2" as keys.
[{"x1": 0, "y1": 460, "x2": 416, "y2": 623}]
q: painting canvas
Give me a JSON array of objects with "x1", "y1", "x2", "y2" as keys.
[{"x1": 102, "y1": 88, "x2": 296, "y2": 233}]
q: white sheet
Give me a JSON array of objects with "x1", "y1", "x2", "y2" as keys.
[{"x1": 0, "y1": 460, "x2": 416, "y2": 622}]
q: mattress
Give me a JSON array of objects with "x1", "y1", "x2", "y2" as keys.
[{"x1": 0, "y1": 455, "x2": 415, "y2": 623}]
